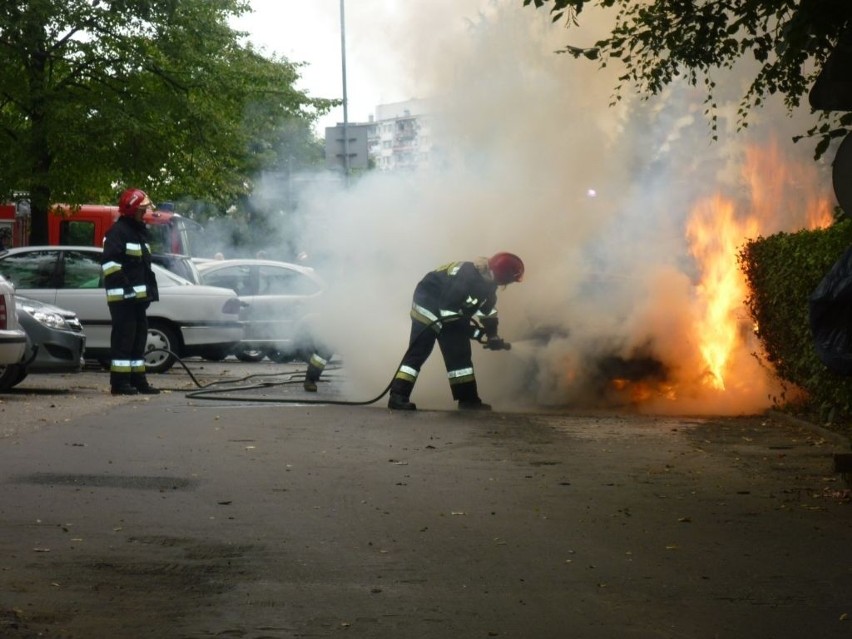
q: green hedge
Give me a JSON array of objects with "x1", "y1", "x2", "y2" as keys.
[{"x1": 739, "y1": 218, "x2": 852, "y2": 423}]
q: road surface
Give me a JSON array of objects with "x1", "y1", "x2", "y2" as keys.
[{"x1": 0, "y1": 360, "x2": 850, "y2": 638}]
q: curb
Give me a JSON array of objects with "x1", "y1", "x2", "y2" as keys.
[{"x1": 766, "y1": 409, "x2": 852, "y2": 450}]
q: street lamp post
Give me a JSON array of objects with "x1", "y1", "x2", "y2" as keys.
[{"x1": 339, "y1": 0, "x2": 350, "y2": 179}]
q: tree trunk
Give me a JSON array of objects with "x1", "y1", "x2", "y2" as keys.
[
  {"x1": 24, "y1": 19, "x2": 51, "y2": 246},
  {"x1": 28, "y1": 106, "x2": 51, "y2": 245}
]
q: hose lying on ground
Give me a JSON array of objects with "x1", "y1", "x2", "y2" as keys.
[{"x1": 148, "y1": 314, "x2": 510, "y2": 405}]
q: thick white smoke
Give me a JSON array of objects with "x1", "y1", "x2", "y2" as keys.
[{"x1": 255, "y1": 1, "x2": 834, "y2": 414}]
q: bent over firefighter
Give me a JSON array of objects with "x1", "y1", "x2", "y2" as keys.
[{"x1": 388, "y1": 252, "x2": 524, "y2": 411}]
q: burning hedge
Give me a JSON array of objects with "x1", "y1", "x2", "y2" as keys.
[{"x1": 739, "y1": 217, "x2": 852, "y2": 424}]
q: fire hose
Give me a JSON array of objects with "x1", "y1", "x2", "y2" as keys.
[{"x1": 151, "y1": 315, "x2": 512, "y2": 405}]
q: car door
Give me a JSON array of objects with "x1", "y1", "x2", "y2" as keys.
[
  {"x1": 200, "y1": 263, "x2": 321, "y2": 347},
  {"x1": 54, "y1": 249, "x2": 113, "y2": 348},
  {"x1": 251, "y1": 264, "x2": 322, "y2": 345},
  {"x1": 199, "y1": 264, "x2": 266, "y2": 339},
  {"x1": 0, "y1": 248, "x2": 113, "y2": 350}
]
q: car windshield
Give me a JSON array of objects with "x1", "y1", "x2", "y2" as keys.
[
  {"x1": 258, "y1": 265, "x2": 322, "y2": 295},
  {"x1": 152, "y1": 264, "x2": 194, "y2": 287}
]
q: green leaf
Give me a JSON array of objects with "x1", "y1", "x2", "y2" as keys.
[{"x1": 0, "y1": 0, "x2": 331, "y2": 243}]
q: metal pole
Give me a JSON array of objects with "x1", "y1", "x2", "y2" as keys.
[{"x1": 339, "y1": 0, "x2": 350, "y2": 179}]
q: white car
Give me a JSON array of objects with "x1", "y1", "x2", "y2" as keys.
[
  {"x1": 196, "y1": 258, "x2": 325, "y2": 362},
  {"x1": 0, "y1": 246, "x2": 245, "y2": 373},
  {"x1": 0, "y1": 274, "x2": 27, "y2": 368}
]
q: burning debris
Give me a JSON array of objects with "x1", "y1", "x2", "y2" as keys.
[{"x1": 598, "y1": 352, "x2": 670, "y2": 405}]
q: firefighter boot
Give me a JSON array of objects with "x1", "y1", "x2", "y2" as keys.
[
  {"x1": 458, "y1": 399, "x2": 492, "y2": 411},
  {"x1": 110, "y1": 372, "x2": 139, "y2": 396},
  {"x1": 130, "y1": 373, "x2": 160, "y2": 395},
  {"x1": 454, "y1": 380, "x2": 491, "y2": 410},
  {"x1": 303, "y1": 363, "x2": 322, "y2": 392},
  {"x1": 388, "y1": 377, "x2": 417, "y2": 410},
  {"x1": 388, "y1": 393, "x2": 417, "y2": 411},
  {"x1": 111, "y1": 385, "x2": 139, "y2": 396}
]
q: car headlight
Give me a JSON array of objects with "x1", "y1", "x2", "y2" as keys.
[{"x1": 20, "y1": 305, "x2": 70, "y2": 330}]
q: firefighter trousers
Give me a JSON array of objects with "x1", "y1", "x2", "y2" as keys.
[
  {"x1": 306, "y1": 344, "x2": 336, "y2": 382},
  {"x1": 108, "y1": 301, "x2": 150, "y2": 389},
  {"x1": 389, "y1": 319, "x2": 480, "y2": 402}
]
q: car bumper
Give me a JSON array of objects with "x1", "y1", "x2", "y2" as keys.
[
  {"x1": 0, "y1": 330, "x2": 27, "y2": 366},
  {"x1": 21, "y1": 324, "x2": 86, "y2": 375},
  {"x1": 179, "y1": 324, "x2": 244, "y2": 349}
]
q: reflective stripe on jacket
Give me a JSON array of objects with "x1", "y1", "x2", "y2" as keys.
[
  {"x1": 101, "y1": 217, "x2": 159, "y2": 304},
  {"x1": 410, "y1": 261, "x2": 499, "y2": 333}
]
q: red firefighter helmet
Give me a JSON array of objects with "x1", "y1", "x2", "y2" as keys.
[
  {"x1": 488, "y1": 252, "x2": 524, "y2": 285},
  {"x1": 118, "y1": 188, "x2": 152, "y2": 216}
]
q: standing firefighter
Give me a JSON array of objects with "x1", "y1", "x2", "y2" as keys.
[
  {"x1": 101, "y1": 188, "x2": 160, "y2": 395},
  {"x1": 388, "y1": 252, "x2": 524, "y2": 411}
]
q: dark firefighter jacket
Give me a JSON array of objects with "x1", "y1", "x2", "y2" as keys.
[
  {"x1": 101, "y1": 216, "x2": 159, "y2": 304},
  {"x1": 810, "y1": 246, "x2": 852, "y2": 375},
  {"x1": 410, "y1": 260, "x2": 499, "y2": 336}
]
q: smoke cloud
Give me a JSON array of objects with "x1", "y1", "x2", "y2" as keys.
[{"x1": 255, "y1": 1, "x2": 834, "y2": 414}]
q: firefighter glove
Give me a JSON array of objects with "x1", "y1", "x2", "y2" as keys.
[
  {"x1": 123, "y1": 288, "x2": 136, "y2": 300},
  {"x1": 480, "y1": 316, "x2": 499, "y2": 338},
  {"x1": 484, "y1": 336, "x2": 510, "y2": 351}
]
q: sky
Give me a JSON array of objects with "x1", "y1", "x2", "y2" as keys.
[
  {"x1": 232, "y1": 0, "x2": 413, "y2": 134},
  {"x1": 229, "y1": 1, "x2": 836, "y2": 415}
]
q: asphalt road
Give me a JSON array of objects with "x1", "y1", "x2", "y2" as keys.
[{"x1": 1, "y1": 359, "x2": 851, "y2": 638}]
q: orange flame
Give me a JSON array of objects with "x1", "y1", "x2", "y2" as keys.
[
  {"x1": 683, "y1": 140, "x2": 831, "y2": 395},
  {"x1": 806, "y1": 196, "x2": 834, "y2": 230},
  {"x1": 686, "y1": 195, "x2": 759, "y2": 390},
  {"x1": 610, "y1": 378, "x2": 677, "y2": 404},
  {"x1": 577, "y1": 138, "x2": 833, "y2": 412},
  {"x1": 742, "y1": 139, "x2": 834, "y2": 231}
]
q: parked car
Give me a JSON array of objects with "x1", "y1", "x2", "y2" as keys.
[
  {"x1": 150, "y1": 252, "x2": 202, "y2": 284},
  {"x1": 195, "y1": 258, "x2": 325, "y2": 362},
  {"x1": 0, "y1": 246, "x2": 244, "y2": 373},
  {"x1": 0, "y1": 296, "x2": 86, "y2": 390},
  {"x1": 0, "y1": 274, "x2": 27, "y2": 368}
]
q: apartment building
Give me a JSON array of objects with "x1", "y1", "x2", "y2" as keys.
[{"x1": 367, "y1": 99, "x2": 433, "y2": 171}]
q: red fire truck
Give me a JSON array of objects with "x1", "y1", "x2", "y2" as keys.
[{"x1": 0, "y1": 200, "x2": 198, "y2": 255}]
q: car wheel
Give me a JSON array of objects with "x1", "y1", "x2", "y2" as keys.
[
  {"x1": 145, "y1": 321, "x2": 180, "y2": 374},
  {"x1": 267, "y1": 346, "x2": 313, "y2": 364},
  {"x1": 200, "y1": 347, "x2": 230, "y2": 362},
  {"x1": 265, "y1": 349, "x2": 294, "y2": 363},
  {"x1": 234, "y1": 346, "x2": 265, "y2": 363},
  {"x1": 295, "y1": 344, "x2": 314, "y2": 364},
  {"x1": 0, "y1": 363, "x2": 26, "y2": 390}
]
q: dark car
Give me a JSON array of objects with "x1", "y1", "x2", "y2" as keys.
[{"x1": 0, "y1": 295, "x2": 86, "y2": 390}]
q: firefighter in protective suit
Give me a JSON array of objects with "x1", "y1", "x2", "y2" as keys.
[
  {"x1": 303, "y1": 345, "x2": 335, "y2": 392},
  {"x1": 101, "y1": 188, "x2": 160, "y2": 395},
  {"x1": 388, "y1": 252, "x2": 524, "y2": 411}
]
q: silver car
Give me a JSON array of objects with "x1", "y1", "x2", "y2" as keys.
[
  {"x1": 0, "y1": 246, "x2": 244, "y2": 373},
  {"x1": 0, "y1": 296, "x2": 86, "y2": 390},
  {"x1": 0, "y1": 274, "x2": 27, "y2": 367},
  {"x1": 196, "y1": 258, "x2": 325, "y2": 362}
]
